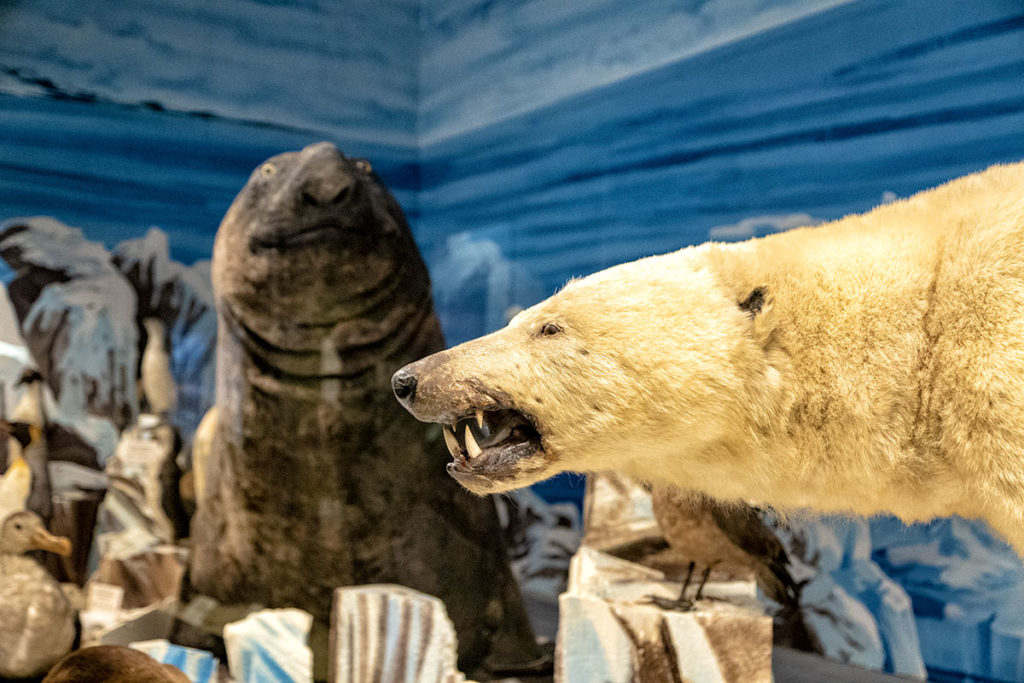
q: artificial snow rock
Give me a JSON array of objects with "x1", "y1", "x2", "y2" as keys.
[
  {"x1": 582, "y1": 473, "x2": 661, "y2": 551},
  {"x1": 130, "y1": 640, "x2": 216, "y2": 683},
  {"x1": 0, "y1": 217, "x2": 139, "y2": 430},
  {"x1": 329, "y1": 584, "x2": 466, "y2": 683},
  {"x1": 224, "y1": 608, "x2": 313, "y2": 683},
  {"x1": 556, "y1": 546, "x2": 771, "y2": 683}
]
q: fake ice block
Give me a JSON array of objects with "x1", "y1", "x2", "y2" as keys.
[
  {"x1": 557, "y1": 546, "x2": 772, "y2": 683},
  {"x1": 224, "y1": 608, "x2": 313, "y2": 683},
  {"x1": 329, "y1": 584, "x2": 465, "y2": 683},
  {"x1": 130, "y1": 640, "x2": 216, "y2": 683}
]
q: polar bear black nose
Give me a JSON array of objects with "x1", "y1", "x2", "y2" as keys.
[{"x1": 392, "y1": 369, "x2": 418, "y2": 403}]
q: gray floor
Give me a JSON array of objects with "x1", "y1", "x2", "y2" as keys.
[{"x1": 774, "y1": 647, "x2": 915, "y2": 682}]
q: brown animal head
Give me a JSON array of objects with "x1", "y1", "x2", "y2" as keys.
[
  {"x1": 214, "y1": 142, "x2": 428, "y2": 351},
  {"x1": 43, "y1": 646, "x2": 190, "y2": 682}
]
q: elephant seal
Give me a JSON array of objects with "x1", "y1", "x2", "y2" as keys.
[{"x1": 190, "y1": 143, "x2": 541, "y2": 675}]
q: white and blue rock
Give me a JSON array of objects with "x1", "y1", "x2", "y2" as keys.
[{"x1": 224, "y1": 608, "x2": 314, "y2": 683}]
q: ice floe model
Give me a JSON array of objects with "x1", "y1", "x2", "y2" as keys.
[{"x1": 394, "y1": 162, "x2": 1024, "y2": 558}]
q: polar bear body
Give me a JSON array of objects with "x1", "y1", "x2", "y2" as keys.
[{"x1": 394, "y1": 163, "x2": 1024, "y2": 554}]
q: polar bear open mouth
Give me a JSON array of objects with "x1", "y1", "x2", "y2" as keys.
[{"x1": 439, "y1": 408, "x2": 543, "y2": 483}]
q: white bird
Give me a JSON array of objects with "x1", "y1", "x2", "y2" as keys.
[
  {"x1": 141, "y1": 318, "x2": 178, "y2": 417},
  {"x1": 0, "y1": 510, "x2": 75, "y2": 678}
]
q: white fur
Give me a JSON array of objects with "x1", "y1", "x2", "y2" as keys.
[{"x1": 421, "y1": 162, "x2": 1024, "y2": 555}]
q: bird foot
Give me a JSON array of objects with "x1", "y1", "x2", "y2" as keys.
[{"x1": 646, "y1": 594, "x2": 697, "y2": 611}]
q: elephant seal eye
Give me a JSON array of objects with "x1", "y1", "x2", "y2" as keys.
[
  {"x1": 540, "y1": 323, "x2": 562, "y2": 336},
  {"x1": 260, "y1": 163, "x2": 276, "y2": 177},
  {"x1": 355, "y1": 159, "x2": 372, "y2": 174}
]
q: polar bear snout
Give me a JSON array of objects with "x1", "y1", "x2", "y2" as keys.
[
  {"x1": 391, "y1": 349, "x2": 556, "y2": 495},
  {"x1": 391, "y1": 368, "x2": 417, "y2": 403},
  {"x1": 391, "y1": 351, "x2": 458, "y2": 421}
]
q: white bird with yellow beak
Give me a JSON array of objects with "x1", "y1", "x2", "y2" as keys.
[{"x1": 0, "y1": 509, "x2": 75, "y2": 677}]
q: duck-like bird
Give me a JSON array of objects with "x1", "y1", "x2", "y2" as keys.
[{"x1": 0, "y1": 509, "x2": 75, "y2": 678}]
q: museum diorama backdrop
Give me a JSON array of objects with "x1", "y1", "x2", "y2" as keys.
[{"x1": 2, "y1": 0, "x2": 1024, "y2": 680}]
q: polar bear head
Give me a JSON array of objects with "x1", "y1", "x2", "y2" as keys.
[{"x1": 393, "y1": 248, "x2": 779, "y2": 495}]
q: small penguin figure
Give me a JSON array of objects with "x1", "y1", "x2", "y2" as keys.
[
  {"x1": 0, "y1": 440, "x2": 31, "y2": 522},
  {"x1": 141, "y1": 318, "x2": 178, "y2": 417},
  {"x1": 10, "y1": 368, "x2": 50, "y2": 521}
]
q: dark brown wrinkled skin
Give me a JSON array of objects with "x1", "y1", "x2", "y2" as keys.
[
  {"x1": 44, "y1": 646, "x2": 190, "y2": 683},
  {"x1": 189, "y1": 143, "x2": 540, "y2": 675}
]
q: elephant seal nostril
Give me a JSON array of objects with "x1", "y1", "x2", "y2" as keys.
[{"x1": 392, "y1": 370, "x2": 417, "y2": 401}]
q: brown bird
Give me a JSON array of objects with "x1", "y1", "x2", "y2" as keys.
[{"x1": 650, "y1": 486, "x2": 800, "y2": 610}]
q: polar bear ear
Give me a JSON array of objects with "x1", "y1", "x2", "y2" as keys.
[{"x1": 738, "y1": 287, "x2": 766, "y2": 317}]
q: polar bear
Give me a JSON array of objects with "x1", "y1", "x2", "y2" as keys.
[{"x1": 393, "y1": 162, "x2": 1024, "y2": 555}]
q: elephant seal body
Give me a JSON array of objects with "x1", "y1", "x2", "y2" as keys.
[{"x1": 190, "y1": 143, "x2": 540, "y2": 674}]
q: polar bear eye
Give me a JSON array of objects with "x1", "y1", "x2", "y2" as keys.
[
  {"x1": 260, "y1": 163, "x2": 276, "y2": 178},
  {"x1": 539, "y1": 323, "x2": 563, "y2": 336},
  {"x1": 355, "y1": 159, "x2": 372, "y2": 174}
]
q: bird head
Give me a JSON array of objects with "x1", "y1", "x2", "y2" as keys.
[
  {"x1": 0, "y1": 420, "x2": 34, "y2": 448},
  {"x1": 0, "y1": 510, "x2": 72, "y2": 556},
  {"x1": 15, "y1": 367, "x2": 43, "y2": 387}
]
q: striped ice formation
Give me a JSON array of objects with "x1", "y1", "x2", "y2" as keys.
[{"x1": 330, "y1": 584, "x2": 465, "y2": 683}]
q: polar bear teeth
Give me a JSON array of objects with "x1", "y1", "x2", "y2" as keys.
[
  {"x1": 464, "y1": 424, "x2": 482, "y2": 459},
  {"x1": 443, "y1": 411, "x2": 522, "y2": 461},
  {"x1": 443, "y1": 426, "x2": 461, "y2": 458}
]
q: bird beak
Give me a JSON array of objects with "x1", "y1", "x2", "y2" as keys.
[{"x1": 30, "y1": 528, "x2": 72, "y2": 557}]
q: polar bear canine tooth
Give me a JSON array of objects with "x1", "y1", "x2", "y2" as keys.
[
  {"x1": 476, "y1": 409, "x2": 484, "y2": 429},
  {"x1": 443, "y1": 426, "x2": 460, "y2": 457},
  {"x1": 464, "y1": 424, "x2": 482, "y2": 459}
]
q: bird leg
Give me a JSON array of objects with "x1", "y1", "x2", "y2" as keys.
[
  {"x1": 693, "y1": 564, "x2": 714, "y2": 602},
  {"x1": 680, "y1": 560, "x2": 696, "y2": 595},
  {"x1": 647, "y1": 561, "x2": 698, "y2": 611}
]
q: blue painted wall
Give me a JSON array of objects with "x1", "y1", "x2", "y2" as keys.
[
  {"x1": 418, "y1": 0, "x2": 1024, "y2": 294},
  {"x1": 0, "y1": 0, "x2": 421, "y2": 263}
]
